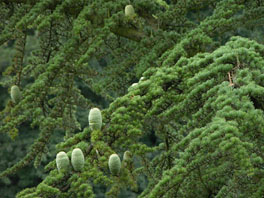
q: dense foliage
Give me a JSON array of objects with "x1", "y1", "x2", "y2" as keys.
[{"x1": 0, "y1": 0, "x2": 264, "y2": 197}]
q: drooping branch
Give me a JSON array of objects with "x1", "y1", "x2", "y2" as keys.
[
  {"x1": 110, "y1": 26, "x2": 146, "y2": 42},
  {"x1": 0, "y1": 126, "x2": 52, "y2": 178}
]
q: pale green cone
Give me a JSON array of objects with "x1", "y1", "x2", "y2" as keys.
[
  {"x1": 71, "y1": 148, "x2": 84, "y2": 171},
  {"x1": 108, "y1": 154, "x2": 121, "y2": 176},
  {"x1": 56, "y1": 151, "x2": 70, "y2": 173},
  {"x1": 128, "y1": 83, "x2": 138, "y2": 91},
  {"x1": 11, "y1": 85, "x2": 21, "y2": 104},
  {"x1": 123, "y1": 151, "x2": 132, "y2": 162},
  {"x1": 139, "y1": 77, "x2": 145, "y2": 82},
  {"x1": 125, "y1": 5, "x2": 135, "y2": 18},
  {"x1": 88, "y1": 108, "x2": 102, "y2": 131}
]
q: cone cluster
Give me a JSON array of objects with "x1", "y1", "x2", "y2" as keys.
[{"x1": 56, "y1": 148, "x2": 85, "y2": 172}]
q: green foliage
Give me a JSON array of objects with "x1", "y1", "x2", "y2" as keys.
[{"x1": 0, "y1": 0, "x2": 264, "y2": 197}]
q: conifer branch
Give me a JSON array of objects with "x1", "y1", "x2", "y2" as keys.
[
  {"x1": 13, "y1": 30, "x2": 27, "y2": 86},
  {"x1": 110, "y1": 26, "x2": 146, "y2": 42},
  {"x1": 0, "y1": 128, "x2": 52, "y2": 178},
  {"x1": 1, "y1": 1, "x2": 264, "y2": 197}
]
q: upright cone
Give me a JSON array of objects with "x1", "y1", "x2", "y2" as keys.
[
  {"x1": 123, "y1": 151, "x2": 132, "y2": 162},
  {"x1": 125, "y1": 5, "x2": 135, "y2": 18},
  {"x1": 71, "y1": 148, "x2": 84, "y2": 171},
  {"x1": 11, "y1": 85, "x2": 21, "y2": 104},
  {"x1": 56, "y1": 151, "x2": 70, "y2": 173},
  {"x1": 123, "y1": 151, "x2": 133, "y2": 168},
  {"x1": 88, "y1": 108, "x2": 102, "y2": 131},
  {"x1": 108, "y1": 154, "x2": 121, "y2": 176}
]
